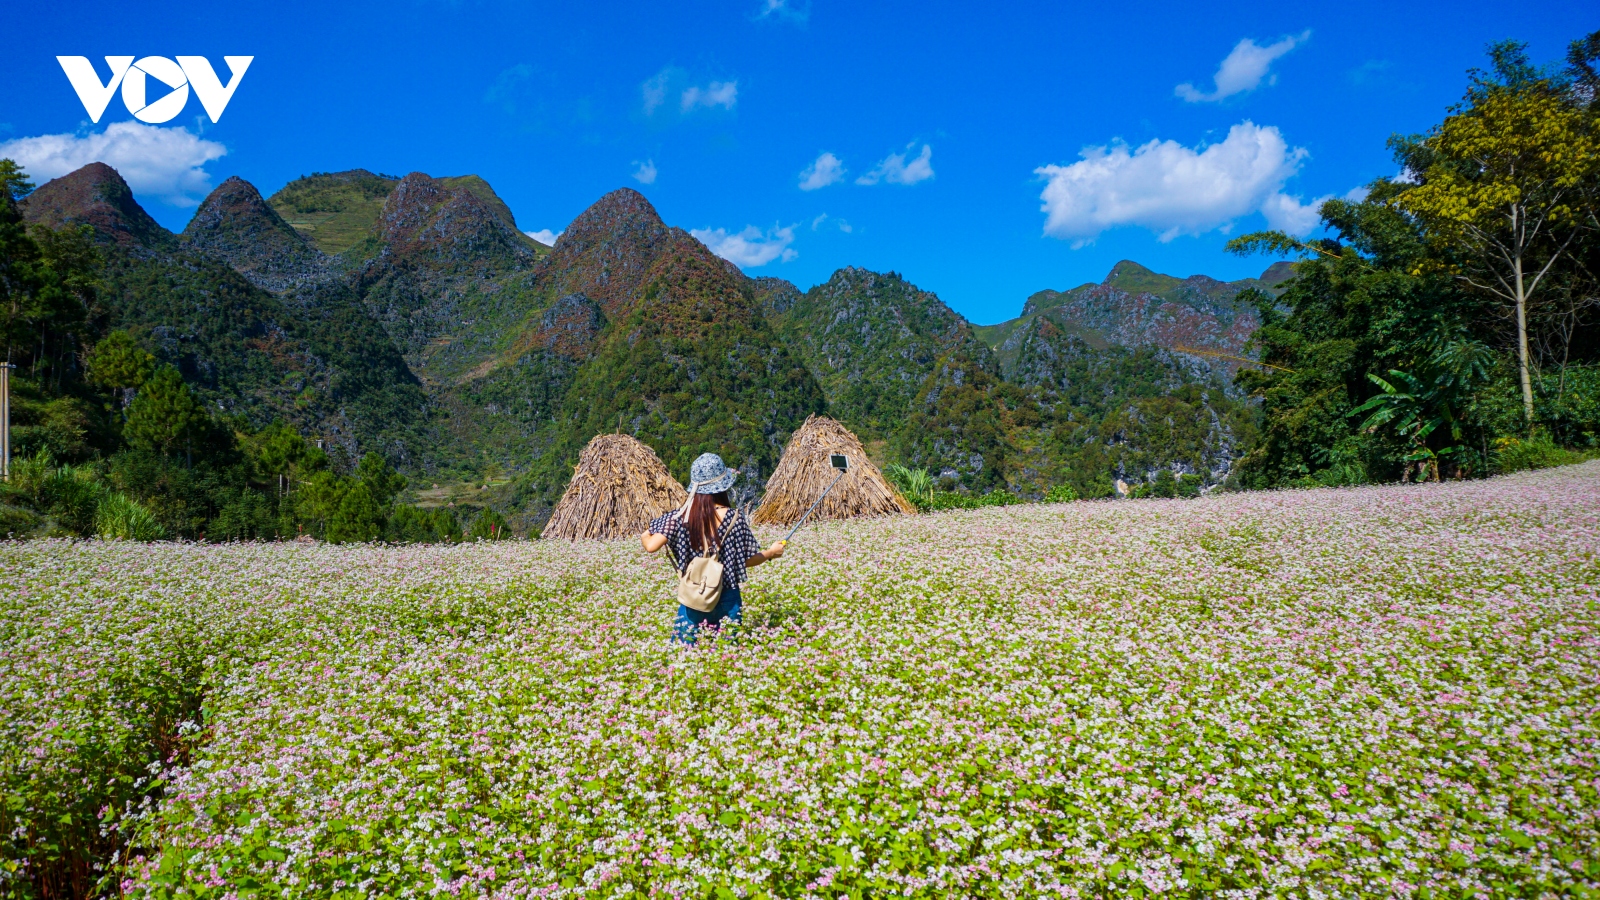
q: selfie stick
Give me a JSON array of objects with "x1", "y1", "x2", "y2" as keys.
[{"x1": 779, "y1": 455, "x2": 849, "y2": 545}]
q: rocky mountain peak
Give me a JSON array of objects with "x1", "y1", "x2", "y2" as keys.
[
  {"x1": 750, "y1": 276, "x2": 803, "y2": 318},
  {"x1": 376, "y1": 171, "x2": 537, "y2": 268},
  {"x1": 22, "y1": 162, "x2": 172, "y2": 250},
  {"x1": 541, "y1": 188, "x2": 678, "y2": 316},
  {"x1": 562, "y1": 188, "x2": 664, "y2": 239},
  {"x1": 1103, "y1": 259, "x2": 1182, "y2": 295},
  {"x1": 182, "y1": 176, "x2": 319, "y2": 290},
  {"x1": 1259, "y1": 260, "x2": 1297, "y2": 286},
  {"x1": 267, "y1": 170, "x2": 400, "y2": 256}
]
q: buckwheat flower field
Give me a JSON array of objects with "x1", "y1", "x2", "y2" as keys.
[{"x1": 4, "y1": 465, "x2": 1599, "y2": 899}]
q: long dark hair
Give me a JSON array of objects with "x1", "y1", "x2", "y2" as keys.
[{"x1": 687, "y1": 490, "x2": 731, "y2": 552}]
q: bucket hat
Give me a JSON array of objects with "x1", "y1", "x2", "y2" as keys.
[{"x1": 688, "y1": 452, "x2": 738, "y2": 494}]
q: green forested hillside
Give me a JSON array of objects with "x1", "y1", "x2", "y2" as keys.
[
  {"x1": 25, "y1": 164, "x2": 430, "y2": 464},
  {"x1": 528, "y1": 238, "x2": 826, "y2": 487},
  {"x1": 759, "y1": 267, "x2": 995, "y2": 439},
  {"x1": 1006, "y1": 317, "x2": 1256, "y2": 497},
  {"x1": 0, "y1": 160, "x2": 458, "y2": 542},
  {"x1": 754, "y1": 262, "x2": 1264, "y2": 494}
]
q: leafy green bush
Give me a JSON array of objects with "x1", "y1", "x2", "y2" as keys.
[
  {"x1": 1044, "y1": 484, "x2": 1079, "y2": 502},
  {"x1": 1493, "y1": 433, "x2": 1590, "y2": 474},
  {"x1": 1131, "y1": 471, "x2": 1207, "y2": 499},
  {"x1": 7, "y1": 450, "x2": 57, "y2": 501},
  {"x1": 886, "y1": 464, "x2": 1037, "y2": 511},
  {"x1": 0, "y1": 501, "x2": 40, "y2": 537},
  {"x1": 96, "y1": 492, "x2": 166, "y2": 541},
  {"x1": 209, "y1": 488, "x2": 279, "y2": 541},
  {"x1": 8, "y1": 451, "x2": 105, "y2": 534},
  {"x1": 467, "y1": 508, "x2": 511, "y2": 540},
  {"x1": 387, "y1": 505, "x2": 461, "y2": 543}
]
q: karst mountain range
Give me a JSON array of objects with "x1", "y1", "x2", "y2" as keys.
[{"x1": 22, "y1": 163, "x2": 1288, "y2": 526}]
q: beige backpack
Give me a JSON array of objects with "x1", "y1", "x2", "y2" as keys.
[{"x1": 675, "y1": 509, "x2": 733, "y2": 612}]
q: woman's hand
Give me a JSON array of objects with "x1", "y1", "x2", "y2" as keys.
[{"x1": 746, "y1": 540, "x2": 786, "y2": 568}]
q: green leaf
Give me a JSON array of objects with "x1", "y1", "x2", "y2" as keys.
[{"x1": 1503, "y1": 829, "x2": 1535, "y2": 849}]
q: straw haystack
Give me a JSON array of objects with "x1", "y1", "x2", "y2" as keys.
[
  {"x1": 543, "y1": 434, "x2": 688, "y2": 540},
  {"x1": 754, "y1": 415, "x2": 915, "y2": 526}
]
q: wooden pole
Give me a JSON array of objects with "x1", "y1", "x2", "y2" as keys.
[
  {"x1": 781, "y1": 464, "x2": 848, "y2": 544},
  {"x1": 1, "y1": 362, "x2": 12, "y2": 482}
]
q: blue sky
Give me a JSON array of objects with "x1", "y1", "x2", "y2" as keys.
[{"x1": 3, "y1": 0, "x2": 1589, "y2": 324}]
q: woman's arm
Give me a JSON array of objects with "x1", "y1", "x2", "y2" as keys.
[
  {"x1": 745, "y1": 540, "x2": 786, "y2": 568},
  {"x1": 640, "y1": 531, "x2": 668, "y2": 552}
]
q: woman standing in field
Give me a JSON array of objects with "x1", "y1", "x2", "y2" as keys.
[{"x1": 641, "y1": 453, "x2": 786, "y2": 644}]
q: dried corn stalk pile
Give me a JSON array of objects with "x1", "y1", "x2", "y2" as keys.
[
  {"x1": 543, "y1": 434, "x2": 688, "y2": 540},
  {"x1": 753, "y1": 415, "x2": 915, "y2": 526}
]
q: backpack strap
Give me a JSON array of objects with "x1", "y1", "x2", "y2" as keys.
[{"x1": 708, "y1": 507, "x2": 736, "y2": 562}]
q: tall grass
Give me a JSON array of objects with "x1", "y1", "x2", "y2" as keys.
[{"x1": 95, "y1": 492, "x2": 166, "y2": 541}]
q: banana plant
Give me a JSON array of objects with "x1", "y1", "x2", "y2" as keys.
[
  {"x1": 884, "y1": 464, "x2": 934, "y2": 508},
  {"x1": 1350, "y1": 338, "x2": 1493, "y2": 481}
]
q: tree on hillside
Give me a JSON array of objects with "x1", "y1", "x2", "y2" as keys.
[
  {"x1": 291, "y1": 451, "x2": 407, "y2": 543},
  {"x1": 123, "y1": 365, "x2": 209, "y2": 461},
  {"x1": 86, "y1": 331, "x2": 156, "y2": 409},
  {"x1": 0, "y1": 160, "x2": 37, "y2": 366},
  {"x1": 327, "y1": 482, "x2": 383, "y2": 543},
  {"x1": 247, "y1": 420, "x2": 329, "y2": 481},
  {"x1": 0, "y1": 159, "x2": 101, "y2": 386},
  {"x1": 1395, "y1": 39, "x2": 1600, "y2": 427},
  {"x1": 355, "y1": 451, "x2": 406, "y2": 507}
]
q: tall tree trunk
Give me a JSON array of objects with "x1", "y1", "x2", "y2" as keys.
[{"x1": 1513, "y1": 252, "x2": 1535, "y2": 429}]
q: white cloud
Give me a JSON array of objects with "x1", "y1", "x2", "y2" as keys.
[
  {"x1": 807, "y1": 212, "x2": 852, "y2": 233},
  {"x1": 1176, "y1": 31, "x2": 1310, "y2": 103},
  {"x1": 0, "y1": 121, "x2": 226, "y2": 206},
  {"x1": 681, "y1": 81, "x2": 737, "y2": 112},
  {"x1": 641, "y1": 71, "x2": 670, "y2": 115},
  {"x1": 1258, "y1": 183, "x2": 1370, "y2": 236},
  {"x1": 755, "y1": 0, "x2": 809, "y2": 23},
  {"x1": 798, "y1": 152, "x2": 846, "y2": 190},
  {"x1": 1034, "y1": 121, "x2": 1308, "y2": 245},
  {"x1": 856, "y1": 143, "x2": 934, "y2": 186},
  {"x1": 643, "y1": 68, "x2": 738, "y2": 117},
  {"x1": 632, "y1": 159, "x2": 657, "y2": 185},
  {"x1": 690, "y1": 224, "x2": 798, "y2": 267},
  {"x1": 1260, "y1": 192, "x2": 1328, "y2": 236},
  {"x1": 525, "y1": 228, "x2": 562, "y2": 246}
]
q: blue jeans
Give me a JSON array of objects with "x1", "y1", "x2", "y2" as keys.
[{"x1": 674, "y1": 586, "x2": 742, "y2": 644}]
